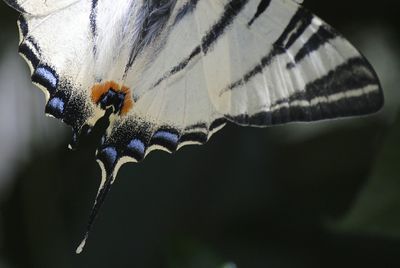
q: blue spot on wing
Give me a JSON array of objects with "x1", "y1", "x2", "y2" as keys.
[
  {"x1": 126, "y1": 138, "x2": 146, "y2": 160},
  {"x1": 153, "y1": 131, "x2": 179, "y2": 144},
  {"x1": 46, "y1": 97, "x2": 65, "y2": 118},
  {"x1": 150, "y1": 130, "x2": 179, "y2": 152},
  {"x1": 32, "y1": 65, "x2": 58, "y2": 93},
  {"x1": 36, "y1": 67, "x2": 57, "y2": 88},
  {"x1": 128, "y1": 139, "x2": 145, "y2": 155},
  {"x1": 102, "y1": 147, "x2": 117, "y2": 164},
  {"x1": 98, "y1": 147, "x2": 118, "y2": 174}
]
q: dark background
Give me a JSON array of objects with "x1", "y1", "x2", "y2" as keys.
[{"x1": 0, "y1": 1, "x2": 399, "y2": 267}]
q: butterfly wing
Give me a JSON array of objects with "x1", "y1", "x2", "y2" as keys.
[
  {"x1": 5, "y1": 0, "x2": 383, "y2": 252},
  {"x1": 103, "y1": 0, "x2": 383, "y2": 169},
  {"x1": 205, "y1": 0, "x2": 383, "y2": 126},
  {"x1": 132, "y1": 0, "x2": 383, "y2": 129},
  {"x1": 14, "y1": 0, "x2": 101, "y2": 137},
  {"x1": 4, "y1": 0, "x2": 81, "y2": 15}
]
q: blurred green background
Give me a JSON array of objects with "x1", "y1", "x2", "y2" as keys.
[{"x1": 0, "y1": 1, "x2": 399, "y2": 267}]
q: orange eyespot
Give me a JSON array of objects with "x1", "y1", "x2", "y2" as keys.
[{"x1": 90, "y1": 81, "x2": 133, "y2": 116}]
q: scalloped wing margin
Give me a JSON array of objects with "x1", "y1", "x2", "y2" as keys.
[
  {"x1": 96, "y1": 117, "x2": 227, "y2": 179},
  {"x1": 16, "y1": 12, "x2": 98, "y2": 147}
]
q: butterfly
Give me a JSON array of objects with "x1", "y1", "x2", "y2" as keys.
[{"x1": 3, "y1": 0, "x2": 383, "y2": 253}]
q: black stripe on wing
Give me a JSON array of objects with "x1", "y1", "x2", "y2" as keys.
[
  {"x1": 90, "y1": 0, "x2": 99, "y2": 43},
  {"x1": 287, "y1": 24, "x2": 337, "y2": 69},
  {"x1": 19, "y1": 37, "x2": 40, "y2": 69},
  {"x1": 123, "y1": 0, "x2": 178, "y2": 75},
  {"x1": 247, "y1": 0, "x2": 271, "y2": 26},
  {"x1": 201, "y1": 0, "x2": 250, "y2": 53},
  {"x1": 180, "y1": 123, "x2": 209, "y2": 144},
  {"x1": 276, "y1": 7, "x2": 313, "y2": 49},
  {"x1": 228, "y1": 5, "x2": 355, "y2": 96},
  {"x1": 225, "y1": 46, "x2": 280, "y2": 91},
  {"x1": 225, "y1": 6, "x2": 315, "y2": 92},
  {"x1": 180, "y1": 132, "x2": 208, "y2": 144},
  {"x1": 172, "y1": 0, "x2": 200, "y2": 26},
  {"x1": 226, "y1": 57, "x2": 383, "y2": 126},
  {"x1": 210, "y1": 118, "x2": 227, "y2": 132},
  {"x1": 152, "y1": 0, "x2": 249, "y2": 89},
  {"x1": 17, "y1": 15, "x2": 28, "y2": 37}
]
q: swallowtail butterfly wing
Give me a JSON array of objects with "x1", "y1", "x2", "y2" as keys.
[{"x1": 3, "y1": 0, "x2": 383, "y2": 253}]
